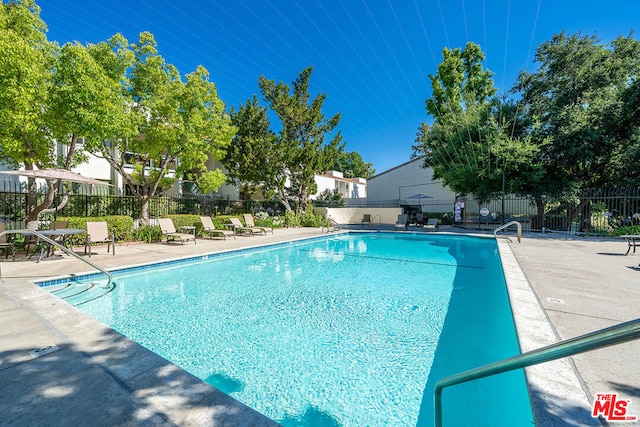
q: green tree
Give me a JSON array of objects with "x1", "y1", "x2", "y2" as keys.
[
  {"x1": 413, "y1": 42, "x2": 541, "y2": 201},
  {"x1": 0, "y1": 1, "x2": 129, "y2": 228},
  {"x1": 514, "y1": 32, "x2": 640, "y2": 189},
  {"x1": 330, "y1": 151, "x2": 375, "y2": 178},
  {"x1": 85, "y1": 32, "x2": 236, "y2": 224},
  {"x1": 224, "y1": 95, "x2": 286, "y2": 204},
  {"x1": 227, "y1": 67, "x2": 344, "y2": 213}
]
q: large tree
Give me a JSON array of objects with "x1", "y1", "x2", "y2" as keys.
[
  {"x1": 413, "y1": 42, "x2": 541, "y2": 201},
  {"x1": 514, "y1": 31, "x2": 640, "y2": 189},
  {"x1": 0, "y1": 0, "x2": 128, "y2": 228},
  {"x1": 85, "y1": 32, "x2": 236, "y2": 224},
  {"x1": 225, "y1": 67, "x2": 344, "y2": 213},
  {"x1": 224, "y1": 95, "x2": 286, "y2": 203}
]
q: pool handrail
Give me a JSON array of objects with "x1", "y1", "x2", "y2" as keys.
[
  {"x1": 494, "y1": 220, "x2": 521, "y2": 243},
  {"x1": 0, "y1": 229, "x2": 112, "y2": 287},
  {"x1": 434, "y1": 317, "x2": 640, "y2": 426}
]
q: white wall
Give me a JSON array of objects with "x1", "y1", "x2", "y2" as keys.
[
  {"x1": 315, "y1": 207, "x2": 402, "y2": 225},
  {"x1": 311, "y1": 174, "x2": 367, "y2": 200}
]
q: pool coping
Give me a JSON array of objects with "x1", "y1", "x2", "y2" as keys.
[{"x1": 497, "y1": 239, "x2": 598, "y2": 426}]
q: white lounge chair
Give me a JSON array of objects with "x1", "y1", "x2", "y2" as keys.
[
  {"x1": 243, "y1": 213, "x2": 273, "y2": 235},
  {"x1": 200, "y1": 216, "x2": 235, "y2": 240},
  {"x1": 84, "y1": 221, "x2": 115, "y2": 256},
  {"x1": 228, "y1": 217, "x2": 261, "y2": 236},
  {"x1": 157, "y1": 218, "x2": 196, "y2": 245}
]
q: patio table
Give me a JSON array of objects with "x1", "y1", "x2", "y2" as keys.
[{"x1": 2, "y1": 228, "x2": 85, "y2": 262}]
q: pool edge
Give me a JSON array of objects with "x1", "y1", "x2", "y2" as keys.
[{"x1": 497, "y1": 239, "x2": 599, "y2": 426}]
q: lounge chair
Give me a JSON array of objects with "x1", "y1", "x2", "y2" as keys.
[
  {"x1": 157, "y1": 218, "x2": 196, "y2": 246},
  {"x1": 361, "y1": 214, "x2": 371, "y2": 227},
  {"x1": 424, "y1": 218, "x2": 439, "y2": 232},
  {"x1": 243, "y1": 213, "x2": 273, "y2": 235},
  {"x1": 0, "y1": 222, "x2": 15, "y2": 261},
  {"x1": 200, "y1": 216, "x2": 235, "y2": 240},
  {"x1": 228, "y1": 217, "x2": 262, "y2": 236},
  {"x1": 84, "y1": 221, "x2": 115, "y2": 256},
  {"x1": 394, "y1": 214, "x2": 408, "y2": 231}
]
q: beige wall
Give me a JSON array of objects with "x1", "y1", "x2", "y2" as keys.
[{"x1": 315, "y1": 207, "x2": 402, "y2": 225}]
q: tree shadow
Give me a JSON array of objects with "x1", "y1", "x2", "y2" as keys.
[
  {"x1": 278, "y1": 405, "x2": 341, "y2": 427},
  {"x1": 0, "y1": 327, "x2": 278, "y2": 426},
  {"x1": 606, "y1": 381, "x2": 640, "y2": 399}
]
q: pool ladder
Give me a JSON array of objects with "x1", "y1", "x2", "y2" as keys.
[{"x1": 493, "y1": 220, "x2": 521, "y2": 243}]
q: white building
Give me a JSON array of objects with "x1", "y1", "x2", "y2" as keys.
[
  {"x1": 310, "y1": 170, "x2": 367, "y2": 201},
  {"x1": 366, "y1": 156, "x2": 455, "y2": 213}
]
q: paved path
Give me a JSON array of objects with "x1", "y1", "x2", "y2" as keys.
[{"x1": 1, "y1": 227, "x2": 638, "y2": 425}]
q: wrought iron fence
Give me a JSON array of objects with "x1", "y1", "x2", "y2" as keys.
[
  {"x1": 462, "y1": 187, "x2": 640, "y2": 232},
  {"x1": 1, "y1": 179, "x2": 639, "y2": 233},
  {"x1": 0, "y1": 180, "x2": 287, "y2": 229}
]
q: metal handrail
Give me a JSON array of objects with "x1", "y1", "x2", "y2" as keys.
[
  {"x1": 494, "y1": 220, "x2": 522, "y2": 243},
  {"x1": 434, "y1": 318, "x2": 640, "y2": 426},
  {"x1": 0, "y1": 229, "x2": 112, "y2": 287}
]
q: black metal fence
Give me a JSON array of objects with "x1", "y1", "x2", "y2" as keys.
[
  {"x1": 2, "y1": 179, "x2": 639, "y2": 233},
  {"x1": 0, "y1": 180, "x2": 285, "y2": 229},
  {"x1": 462, "y1": 187, "x2": 640, "y2": 233}
]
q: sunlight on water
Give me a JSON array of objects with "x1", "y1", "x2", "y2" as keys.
[{"x1": 65, "y1": 233, "x2": 532, "y2": 426}]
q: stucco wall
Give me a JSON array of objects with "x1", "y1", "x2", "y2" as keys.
[{"x1": 315, "y1": 207, "x2": 402, "y2": 225}]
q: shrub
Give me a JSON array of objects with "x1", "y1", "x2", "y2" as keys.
[
  {"x1": 57, "y1": 215, "x2": 134, "y2": 246},
  {"x1": 134, "y1": 225, "x2": 163, "y2": 243}
]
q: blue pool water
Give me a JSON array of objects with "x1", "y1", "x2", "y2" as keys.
[{"x1": 46, "y1": 233, "x2": 534, "y2": 426}]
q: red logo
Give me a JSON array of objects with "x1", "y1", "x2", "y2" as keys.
[{"x1": 592, "y1": 393, "x2": 637, "y2": 422}]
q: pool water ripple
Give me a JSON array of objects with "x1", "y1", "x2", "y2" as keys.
[{"x1": 50, "y1": 233, "x2": 533, "y2": 426}]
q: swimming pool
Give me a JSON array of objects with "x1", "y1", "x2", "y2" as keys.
[{"x1": 45, "y1": 232, "x2": 534, "y2": 426}]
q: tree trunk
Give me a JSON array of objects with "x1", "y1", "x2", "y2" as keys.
[
  {"x1": 140, "y1": 195, "x2": 152, "y2": 226},
  {"x1": 533, "y1": 196, "x2": 545, "y2": 231}
]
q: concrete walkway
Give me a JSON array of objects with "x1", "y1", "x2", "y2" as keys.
[
  {"x1": 505, "y1": 233, "x2": 640, "y2": 426},
  {"x1": 0, "y1": 227, "x2": 638, "y2": 425}
]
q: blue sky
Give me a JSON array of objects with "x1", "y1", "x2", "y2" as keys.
[{"x1": 36, "y1": 0, "x2": 639, "y2": 175}]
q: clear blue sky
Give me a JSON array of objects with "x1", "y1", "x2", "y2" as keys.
[{"x1": 36, "y1": 0, "x2": 639, "y2": 175}]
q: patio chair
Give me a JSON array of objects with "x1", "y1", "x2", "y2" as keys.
[
  {"x1": 423, "y1": 218, "x2": 439, "y2": 232},
  {"x1": 361, "y1": 214, "x2": 371, "y2": 227},
  {"x1": 0, "y1": 222, "x2": 16, "y2": 261},
  {"x1": 199, "y1": 216, "x2": 235, "y2": 240},
  {"x1": 228, "y1": 217, "x2": 261, "y2": 236},
  {"x1": 394, "y1": 214, "x2": 408, "y2": 231},
  {"x1": 157, "y1": 218, "x2": 196, "y2": 246},
  {"x1": 243, "y1": 213, "x2": 273, "y2": 235},
  {"x1": 84, "y1": 221, "x2": 115, "y2": 256}
]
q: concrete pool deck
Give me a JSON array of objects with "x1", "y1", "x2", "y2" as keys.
[{"x1": 0, "y1": 226, "x2": 638, "y2": 425}]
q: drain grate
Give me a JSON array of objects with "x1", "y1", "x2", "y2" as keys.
[{"x1": 29, "y1": 344, "x2": 59, "y2": 358}]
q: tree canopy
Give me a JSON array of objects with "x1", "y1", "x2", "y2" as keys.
[
  {"x1": 330, "y1": 150, "x2": 375, "y2": 178},
  {"x1": 413, "y1": 42, "x2": 542, "y2": 200},
  {"x1": 84, "y1": 32, "x2": 236, "y2": 224},
  {"x1": 0, "y1": 0, "x2": 130, "y2": 226},
  {"x1": 224, "y1": 67, "x2": 344, "y2": 213},
  {"x1": 514, "y1": 31, "x2": 640, "y2": 189}
]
